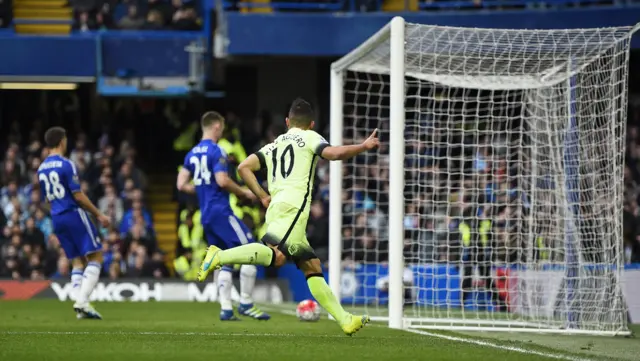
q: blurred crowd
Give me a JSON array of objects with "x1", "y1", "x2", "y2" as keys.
[
  {"x1": 3, "y1": 97, "x2": 640, "y2": 282},
  {"x1": 0, "y1": 121, "x2": 168, "y2": 280},
  {"x1": 72, "y1": 0, "x2": 201, "y2": 32},
  {"x1": 338, "y1": 96, "x2": 640, "y2": 269},
  {"x1": 173, "y1": 99, "x2": 640, "y2": 278}
]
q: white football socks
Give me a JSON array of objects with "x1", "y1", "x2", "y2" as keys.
[
  {"x1": 217, "y1": 267, "x2": 234, "y2": 311},
  {"x1": 71, "y1": 268, "x2": 84, "y2": 302},
  {"x1": 76, "y1": 261, "x2": 101, "y2": 306},
  {"x1": 239, "y1": 264, "x2": 257, "y2": 305}
]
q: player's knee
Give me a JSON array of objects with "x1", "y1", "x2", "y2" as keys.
[
  {"x1": 71, "y1": 257, "x2": 85, "y2": 270},
  {"x1": 86, "y1": 251, "x2": 103, "y2": 264},
  {"x1": 299, "y1": 258, "x2": 322, "y2": 276},
  {"x1": 273, "y1": 249, "x2": 287, "y2": 268}
]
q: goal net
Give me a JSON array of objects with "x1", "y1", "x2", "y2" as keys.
[{"x1": 329, "y1": 17, "x2": 638, "y2": 336}]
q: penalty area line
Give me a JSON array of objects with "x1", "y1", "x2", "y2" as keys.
[{"x1": 404, "y1": 329, "x2": 594, "y2": 361}]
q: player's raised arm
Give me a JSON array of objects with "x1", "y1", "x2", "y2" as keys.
[
  {"x1": 176, "y1": 166, "x2": 195, "y2": 194},
  {"x1": 320, "y1": 129, "x2": 380, "y2": 161},
  {"x1": 238, "y1": 154, "x2": 270, "y2": 208}
]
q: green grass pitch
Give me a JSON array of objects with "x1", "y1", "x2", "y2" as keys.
[{"x1": 1, "y1": 300, "x2": 639, "y2": 361}]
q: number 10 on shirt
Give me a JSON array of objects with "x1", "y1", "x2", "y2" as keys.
[{"x1": 271, "y1": 144, "x2": 295, "y2": 181}]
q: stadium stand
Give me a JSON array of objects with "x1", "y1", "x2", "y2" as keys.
[
  {"x1": 0, "y1": 0, "x2": 638, "y2": 279},
  {"x1": 0, "y1": 111, "x2": 167, "y2": 280},
  {"x1": 67, "y1": 0, "x2": 201, "y2": 31}
]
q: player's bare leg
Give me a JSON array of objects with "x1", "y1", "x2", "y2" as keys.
[
  {"x1": 74, "y1": 251, "x2": 103, "y2": 320},
  {"x1": 298, "y1": 258, "x2": 370, "y2": 336}
]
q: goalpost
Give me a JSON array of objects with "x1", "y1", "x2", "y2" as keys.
[{"x1": 329, "y1": 17, "x2": 638, "y2": 336}]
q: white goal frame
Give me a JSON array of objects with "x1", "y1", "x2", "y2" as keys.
[{"x1": 328, "y1": 16, "x2": 638, "y2": 335}]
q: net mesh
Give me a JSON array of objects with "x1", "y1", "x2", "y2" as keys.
[{"x1": 337, "y1": 23, "x2": 634, "y2": 334}]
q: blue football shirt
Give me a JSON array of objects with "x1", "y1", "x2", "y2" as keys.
[
  {"x1": 183, "y1": 139, "x2": 232, "y2": 223},
  {"x1": 37, "y1": 155, "x2": 82, "y2": 216}
]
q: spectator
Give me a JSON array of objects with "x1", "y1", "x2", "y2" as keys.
[
  {"x1": 2, "y1": 145, "x2": 26, "y2": 182},
  {"x1": 101, "y1": 230, "x2": 123, "y2": 279},
  {"x1": 0, "y1": 244, "x2": 20, "y2": 279},
  {"x1": 148, "y1": 0, "x2": 174, "y2": 25},
  {"x1": 117, "y1": 159, "x2": 147, "y2": 191},
  {"x1": 124, "y1": 241, "x2": 147, "y2": 277},
  {"x1": 124, "y1": 223, "x2": 155, "y2": 255},
  {"x1": 1, "y1": 179, "x2": 27, "y2": 216},
  {"x1": 172, "y1": 6, "x2": 200, "y2": 31},
  {"x1": 23, "y1": 217, "x2": 46, "y2": 252},
  {"x1": 97, "y1": 2, "x2": 114, "y2": 29},
  {"x1": 142, "y1": 9, "x2": 165, "y2": 30},
  {"x1": 118, "y1": 4, "x2": 144, "y2": 30},
  {"x1": 307, "y1": 200, "x2": 328, "y2": 262},
  {"x1": 120, "y1": 178, "x2": 136, "y2": 205},
  {"x1": 25, "y1": 157, "x2": 41, "y2": 189},
  {"x1": 42, "y1": 234, "x2": 61, "y2": 276},
  {"x1": 99, "y1": 184, "x2": 124, "y2": 226},
  {"x1": 120, "y1": 200, "x2": 153, "y2": 236},
  {"x1": 173, "y1": 248, "x2": 200, "y2": 280},
  {"x1": 34, "y1": 207, "x2": 53, "y2": 241},
  {"x1": 141, "y1": 251, "x2": 170, "y2": 278},
  {"x1": 70, "y1": 135, "x2": 92, "y2": 166},
  {"x1": 75, "y1": 11, "x2": 97, "y2": 32},
  {"x1": 176, "y1": 209, "x2": 204, "y2": 257}
]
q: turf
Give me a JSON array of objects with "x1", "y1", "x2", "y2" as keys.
[{"x1": 0, "y1": 300, "x2": 638, "y2": 361}]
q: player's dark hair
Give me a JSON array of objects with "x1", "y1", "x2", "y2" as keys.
[
  {"x1": 44, "y1": 127, "x2": 67, "y2": 149},
  {"x1": 201, "y1": 111, "x2": 225, "y2": 129},
  {"x1": 288, "y1": 98, "x2": 315, "y2": 128}
]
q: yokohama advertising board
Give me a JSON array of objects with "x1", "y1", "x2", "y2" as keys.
[{"x1": 0, "y1": 279, "x2": 291, "y2": 304}]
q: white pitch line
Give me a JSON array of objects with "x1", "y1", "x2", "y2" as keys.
[
  {"x1": 404, "y1": 329, "x2": 595, "y2": 361},
  {"x1": 0, "y1": 331, "x2": 343, "y2": 338},
  {"x1": 261, "y1": 304, "x2": 595, "y2": 361},
  {"x1": 0, "y1": 330, "x2": 409, "y2": 339}
]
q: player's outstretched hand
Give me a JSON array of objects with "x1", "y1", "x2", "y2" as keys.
[
  {"x1": 363, "y1": 128, "x2": 380, "y2": 150},
  {"x1": 98, "y1": 214, "x2": 111, "y2": 228},
  {"x1": 260, "y1": 196, "x2": 271, "y2": 209}
]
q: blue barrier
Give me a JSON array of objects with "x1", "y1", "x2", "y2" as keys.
[
  {"x1": 0, "y1": 34, "x2": 95, "y2": 77},
  {"x1": 278, "y1": 262, "x2": 640, "y2": 305},
  {"x1": 99, "y1": 31, "x2": 201, "y2": 77},
  {"x1": 0, "y1": 31, "x2": 203, "y2": 78},
  {"x1": 226, "y1": 7, "x2": 640, "y2": 55}
]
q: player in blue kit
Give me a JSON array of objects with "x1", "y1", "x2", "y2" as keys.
[
  {"x1": 38, "y1": 127, "x2": 111, "y2": 319},
  {"x1": 176, "y1": 111, "x2": 270, "y2": 321}
]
